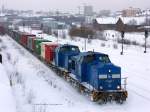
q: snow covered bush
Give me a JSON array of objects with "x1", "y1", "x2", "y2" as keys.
[
  {"x1": 0, "y1": 38, "x2": 2, "y2": 43},
  {"x1": 117, "y1": 38, "x2": 131, "y2": 45},
  {"x1": 101, "y1": 43, "x2": 106, "y2": 47},
  {"x1": 6, "y1": 53, "x2": 11, "y2": 61},
  {"x1": 27, "y1": 90, "x2": 35, "y2": 104},
  {"x1": 16, "y1": 73, "x2": 24, "y2": 84},
  {"x1": 113, "y1": 43, "x2": 118, "y2": 49},
  {"x1": 147, "y1": 45, "x2": 150, "y2": 48},
  {"x1": 95, "y1": 31, "x2": 107, "y2": 41},
  {"x1": 124, "y1": 39, "x2": 131, "y2": 45},
  {"x1": 127, "y1": 19, "x2": 137, "y2": 25},
  {"x1": 117, "y1": 38, "x2": 122, "y2": 44},
  {"x1": 69, "y1": 26, "x2": 95, "y2": 38},
  {"x1": 87, "y1": 39, "x2": 92, "y2": 44},
  {"x1": 131, "y1": 40, "x2": 139, "y2": 46},
  {"x1": 1, "y1": 45, "x2": 7, "y2": 50}
]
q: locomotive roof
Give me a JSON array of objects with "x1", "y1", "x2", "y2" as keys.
[
  {"x1": 80, "y1": 51, "x2": 108, "y2": 56},
  {"x1": 72, "y1": 51, "x2": 108, "y2": 60},
  {"x1": 61, "y1": 44, "x2": 79, "y2": 47}
]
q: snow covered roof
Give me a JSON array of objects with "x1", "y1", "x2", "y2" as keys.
[
  {"x1": 96, "y1": 17, "x2": 118, "y2": 24},
  {"x1": 96, "y1": 16, "x2": 146, "y2": 25},
  {"x1": 121, "y1": 17, "x2": 146, "y2": 25},
  {"x1": 42, "y1": 18, "x2": 55, "y2": 21}
]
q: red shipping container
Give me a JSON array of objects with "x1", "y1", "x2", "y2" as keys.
[
  {"x1": 0, "y1": 26, "x2": 5, "y2": 35},
  {"x1": 20, "y1": 35, "x2": 27, "y2": 46},
  {"x1": 20, "y1": 32, "x2": 35, "y2": 47},
  {"x1": 45, "y1": 43, "x2": 58, "y2": 63}
]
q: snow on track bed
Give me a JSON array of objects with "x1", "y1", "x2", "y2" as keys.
[
  {"x1": 0, "y1": 64, "x2": 16, "y2": 112},
  {"x1": 1, "y1": 34, "x2": 150, "y2": 112},
  {"x1": 0, "y1": 37, "x2": 16, "y2": 112}
]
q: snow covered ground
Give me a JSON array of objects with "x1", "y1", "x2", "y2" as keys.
[
  {"x1": 0, "y1": 27, "x2": 150, "y2": 112},
  {"x1": 103, "y1": 30, "x2": 150, "y2": 46},
  {"x1": 0, "y1": 56, "x2": 16, "y2": 112}
]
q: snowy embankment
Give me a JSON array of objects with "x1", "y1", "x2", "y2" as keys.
[
  {"x1": 1, "y1": 27, "x2": 150, "y2": 112},
  {"x1": 0, "y1": 35, "x2": 97, "y2": 112},
  {"x1": 0, "y1": 63, "x2": 16, "y2": 112}
]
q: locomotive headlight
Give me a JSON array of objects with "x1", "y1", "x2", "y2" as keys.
[
  {"x1": 117, "y1": 85, "x2": 121, "y2": 89},
  {"x1": 69, "y1": 60, "x2": 71, "y2": 63},
  {"x1": 100, "y1": 86, "x2": 103, "y2": 90}
]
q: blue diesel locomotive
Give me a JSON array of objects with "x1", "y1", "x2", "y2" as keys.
[
  {"x1": 70, "y1": 51, "x2": 127, "y2": 103},
  {"x1": 55, "y1": 44, "x2": 80, "y2": 71}
]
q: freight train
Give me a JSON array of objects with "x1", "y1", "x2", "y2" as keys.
[{"x1": 6, "y1": 28, "x2": 128, "y2": 104}]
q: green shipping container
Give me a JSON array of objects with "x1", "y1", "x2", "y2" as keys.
[
  {"x1": 13, "y1": 31, "x2": 20, "y2": 42},
  {"x1": 34, "y1": 39, "x2": 50, "y2": 55}
]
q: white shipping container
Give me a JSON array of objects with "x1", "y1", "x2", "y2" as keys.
[
  {"x1": 41, "y1": 43, "x2": 46, "y2": 59},
  {"x1": 41, "y1": 42, "x2": 54, "y2": 59}
]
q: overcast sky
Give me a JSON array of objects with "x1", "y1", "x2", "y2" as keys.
[{"x1": 1, "y1": 0, "x2": 150, "y2": 12}]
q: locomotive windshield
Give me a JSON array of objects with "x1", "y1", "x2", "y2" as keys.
[
  {"x1": 83, "y1": 54, "x2": 110, "y2": 63},
  {"x1": 60, "y1": 46, "x2": 79, "y2": 52}
]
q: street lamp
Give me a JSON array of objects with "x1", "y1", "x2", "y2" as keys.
[
  {"x1": 0, "y1": 54, "x2": 2, "y2": 63},
  {"x1": 84, "y1": 38, "x2": 86, "y2": 51},
  {"x1": 84, "y1": 35, "x2": 90, "y2": 51},
  {"x1": 120, "y1": 31, "x2": 125, "y2": 55},
  {"x1": 144, "y1": 30, "x2": 148, "y2": 53},
  {"x1": 23, "y1": 22, "x2": 25, "y2": 32}
]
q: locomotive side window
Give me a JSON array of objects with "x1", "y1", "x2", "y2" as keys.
[
  {"x1": 60, "y1": 46, "x2": 79, "y2": 52},
  {"x1": 71, "y1": 47, "x2": 80, "y2": 52},
  {"x1": 71, "y1": 60, "x2": 75, "y2": 70}
]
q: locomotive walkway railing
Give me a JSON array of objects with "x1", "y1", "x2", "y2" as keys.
[{"x1": 121, "y1": 77, "x2": 128, "y2": 90}]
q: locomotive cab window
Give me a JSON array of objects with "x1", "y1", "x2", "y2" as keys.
[
  {"x1": 60, "y1": 46, "x2": 79, "y2": 52},
  {"x1": 83, "y1": 54, "x2": 95, "y2": 63},
  {"x1": 59, "y1": 47, "x2": 69, "y2": 52},
  {"x1": 99, "y1": 55, "x2": 110, "y2": 63}
]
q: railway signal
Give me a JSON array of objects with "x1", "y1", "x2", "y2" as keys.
[
  {"x1": 84, "y1": 35, "x2": 90, "y2": 51},
  {"x1": 0, "y1": 54, "x2": 2, "y2": 63},
  {"x1": 120, "y1": 31, "x2": 125, "y2": 55},
  {"x1": 144, "y1": 30, "x2": 148, "y2": 53}
]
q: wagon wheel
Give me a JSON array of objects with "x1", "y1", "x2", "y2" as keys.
[
  {"x1": 90, "y1": 91, "x2": 99, "y2": 102},
  {"x1": 79, "y1": 85, "x2": 85, "y2": 94}
]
